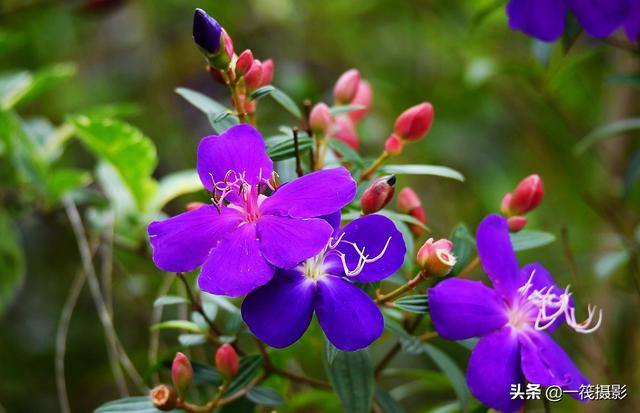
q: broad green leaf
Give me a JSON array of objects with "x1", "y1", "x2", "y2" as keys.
[
  {"x1": 267, "y1": 136, "x2": 313, "y2": 161},
  {"x1": 422, "y1": 343, "x2": 470, "y2": 411},
  {"x1": 246, "y1": 386, "x2": 284, "y2": 406},
  {"x1": 383, "y1": 318, "x2": 423, "y2": 355},
  {"x1": 175, "y1": 87, "x2": 227, "y2": 114},
  {"x1": 153, "y1": 295, "x2": 188, "y2": 307},
  {"x1": 375, "y1": 387, "x2": 406, "y2": 413},
  {"x1": 191, "y1": 361, "x2": 223, "y2": 385},
  {"x1": 325, "y1": 340, "x2": 375, "y2": 413},
  {"x1": 249, "y1": 85, "x2": 276, "y2": 101},
  {"x1": 46, "y1": 168, "x2": 91, "y2": 201},
  {"x1": 0, "y1": 212, "x2": 25, "y2": 315},
  {"x1": 0, "y1": 63, "x2": 76, "y2": 110},
  {"x1": 147, "y1": 170, "x2": 202, "y2": 213},
  {"x1": 510, "y1": 230, "x2": 556, "y2": 251},
  {"x1": 393, "y1": 295, "x2": 428, "y2": 314},
  {"x1": 575, "y1": 118, "x2": 640, "y2": 154},
  {"x1": 226, "y1": 355, "x2": 263, "y2": 395},
  {"x1": 150, "y1": 320, "x2": 203, "y2": 333},
  {"x1": 70, "y1": 115, "x2": 157, "y2": 209},
  {"x1": 380, "y1": 164, "x2": 465, "y2": 182},
  {"x1": 94, "y1": 396, "x2": 182, "y2": 412},
  {"x1": 327, "y1": 138, "x2": 365, "y2": 168},
  {"x1": 330, "y1": 104, "x2": 365, "y2": 116},
  {"x1": 449, "y1": 223, "x2": 475, "y2": 276},
  {"x1": 269, "y1": 87, "x2": 303, "y2": 119},
  {"x1": 207, "y1": 110, "x2": 240, "y2": 133}
]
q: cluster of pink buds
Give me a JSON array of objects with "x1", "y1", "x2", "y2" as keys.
[
  {"x1": 500, "y1": 174, "x2": 544, "y2": 232},
  {"x1": 397, "y1": 187, "x2": 427, "y2": 237},
  {"x1": 416, "y1": 238, "x2": 456, "y2": 276}
]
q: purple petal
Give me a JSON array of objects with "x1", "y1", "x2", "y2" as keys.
[
  {"x1": 521, "y1": 263, "x2": 574, "y2": 332},
  {"x1": 467, "y1": 327, "x2": 525, "y2": 413},
  {"x1": 506, "y1": 0, "x2": 568, "y2": 42},
  {"x1": 148, "y1": 206, "x2": 241, "y2": 272},
  {"x1": 260, "y1": 167, "x2": 356, "y2": 218},
  {"x1": 315, "y1": 275, "x2": 383, "y2": 351},
  {"x1": 428, "y1": 278, "x2": 509, "y2": 340},
  {"x1": 325, "y1": 214, "x2": 405, "y2": 283},
  {"x1": 197, "y1": 124, "x2": 273, "y2": 191},
  {"x1": 257, "y1": 215, "x2": 332, "y2": 268},
  {"x1": 568, "y1": 0, "x2": 628, "y2": 38},
  {"x1": 198, "y1": 223, "x2": 273, "y2": 297},
  {"x1": 320, "y1": 211, "x2": 342, "y2": 235},
  {"x1": 624, "y1": 1, "x2": 640, "y2": 42},
  {"x1": 476, "y1": 214, "x2": 524, "y2": 301},
  {"x1": 519, "y1": 330, "x2": 589, "y2": 401},
  {"x1": 242, "y1": 269, "x2": 316, "y2": 348}
]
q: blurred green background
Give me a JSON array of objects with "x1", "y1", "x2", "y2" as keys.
[{"x1": 1, "y1": 0, "x2": 638, "y2": 412}]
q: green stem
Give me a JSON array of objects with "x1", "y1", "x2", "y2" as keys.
[
  {"x1": 375, "y1": 271, "x2": 426, "y2": 304},
  {"x1": 359, "y1": 151, "x2": 390, "y2": 183}
]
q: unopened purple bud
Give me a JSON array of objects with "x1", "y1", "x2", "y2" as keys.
[{"x1": 193, "y1": 9, "x2": 222, "y2": 55}]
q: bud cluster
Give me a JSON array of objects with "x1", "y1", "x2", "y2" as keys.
[{"x1": 500, "y1": 174, "x2": 544, "y2": 232}]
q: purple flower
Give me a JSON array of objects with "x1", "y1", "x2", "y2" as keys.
[
  {"x1": 428, "y1": 214, "x2": 602, "y2": 412},
  {"x1": 193, "y1": 8, "x2": 223, "y2": 54},
  {"x1": 506, "y1": 0, "x2": 634, "y2": 42},
  {"x1": 241, "y1": 214, "x2": 406, "y2": 351},
  {"x1": 148, "y1": 124, "x2": 356, "y2": 297}
]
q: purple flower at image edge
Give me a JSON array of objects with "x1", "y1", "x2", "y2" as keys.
[
  {"x1": 506, "y1": 0, "x2": 637, "y2": 42},
  {"x1": 428, "y1": 214, "x2": 602, "y2": 412},
  {"x1": 241, "y1": 213, "x2": 406, "y2": 351},
  {"x1": 147, "y1": 124, "x2": 357, "y2": 297}
]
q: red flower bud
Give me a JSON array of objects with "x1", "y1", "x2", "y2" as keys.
[
  {"x1": 186, "y1": 202, "x2": 205, "y2": 211},
  {"x1": 394, "y1": 102, "x2": 434, "y2": 141},
  {"x1": 408, "y1": 206, "x2": 427, "y2": 237},
  {"x1": 397, "y1": 187, "x2": 422, "y2": 214},
  {"x1": 333, "y1": 69, "x2": 361, "y2": 104},
  {"x1": 150, "y1": 384, "x2": 177, "y2": 411},
  {"x1": 500, "y1": 193, "x2": 512, "y2": 215},
  {"x1": 507, "y1": 215, "x2": 528, "y2": 232},
  {"x1": 244, "y1": 59, "x2": 263, "y2": 91},
  {"x1": 221, "y1": 29, "x2": 234, "y2": 59},
  {"x1": 361, "y1": 175, "x2": 396, "y2": 215},
  {"x1": 261, "y1": 59, "x2": 274, "y2": 86},
  {"x1": 384, "y1": 133, "x2": 403, "y2": 156},
  {"x1": 331, "y1": 116, "x2": 360, "y2": 150},
  {"x1": 348, "y1": 80, "x2": 372, "y2": 123},
  {"x1": 509, "y1": 174, "x2": 543, "y2": 215},
  {"x1": 309, "y1": 103, "x2": 333, "y2": 135},
  {"x1": 235, "y1": 49, "x2": 253, "y2": 77},
  {"x1": 171, "y1": 352, "x2": 193, "y2": 395},
  {"x1": 215, "y1": 344, "x2": 239, "y2": 379},
  {"x1": 416, "y1": 238, "x2": 456, "y2": 276}
]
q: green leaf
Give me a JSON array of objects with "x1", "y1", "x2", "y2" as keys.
[
  {"x1": 46, "y1": 168, "x2": 92, "y2": 201},
  {"x1": 422, "y1": 343, "x2": 470, "y2": 411},
  {"x1": 575, "y1": 118, "x2": 640, "y2": 154},
  {"x1": 0, "y1": 212, "x2": 25, "y2": 316},
  {"x1": 375, "y1": 387, "x2": 406, "y2": 413},
  {"x1": 191, "y1": 361, "x2": 223, "y2": 385},
  {"x1": 226, "y1": 355, "x2": 263, "y2": 395},
  {"x1": 94, "y1": 396, "x2": 182, "y2": 412},
  {"x1": 246, "y1": 386, "x2": 284, "y2": 406},
  {"x1": 380, "y1": 165, "x2": 465, "y2": 182},
  {"x1": 330, "y1": 104, "x2": 365, "y2": 117},
  {"x1": 147, "y1": 170, "x2": 202, "y2": 213},
  {"x1": 153, "y1": 295, "x2": 189, "y2": 307},
  {"x1": 377, "y1": 209, "x2": 429, "y2": 231},
  {"x1": 267, "y1": 136, "x2": 313, "y2": 161},
  {"x1": 510, "y1": 230, "x2": 556, "y2": 251},
  {"x1": 178, "y1": 334, "x2": 208, "y2": 347},
  {"x1": 325, "y1": 340, "x2": 375, "y2": 413},
  {"x1": 327, "y1": 138, "x2": 365, "y2": 168},
  {"x1": 150, "y1": 320, "x2": 203, "y2": 333},
  {"x1": 383, "y1": 318, "x2": 423, "y2": 355},
  {"x1": 393, "y1": 295, "x2": 428, "y2": 314},
  {"x1": 0, "y1": 63, "x2": 76, "y2": 110},
  {"x1": 175, "y1": 87, "x2": 227, "y2": 114},
  {"x1": 207, "y1": 110, "x2": 240, "y2": 134},
  {"x1": 70, "y1": 115, "x2": 157, "y2": 209},
  {"x1": 449, "y1": 223, "x2": 475, "y2": 276},
  {"x1": 249, "y1": 85, "x2": 276, "y2": 101},
  {"x1": 269, "y1": 87, "x2": 303, "y2": 119}
]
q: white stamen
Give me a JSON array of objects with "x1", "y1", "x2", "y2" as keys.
[{"x1": 329, "y1": 236, "x2": 392, "y2": 277}]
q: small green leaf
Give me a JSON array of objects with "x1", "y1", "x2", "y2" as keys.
[
  {"x1": 510, "y1": 230, "x2": 556, "y2": 251},
  {"x1": 207, "y1": 110, "x2": 240, "y2": 134},
  {"x1": 150, "y1": 320, "x2": 203, "y2": 333},
  {"x1": 393, "y1": 295, "x2": 428, "y2": 314},
  {"x1": 375, "y1": 387, "x2": 406, "y2": 413},
  {"x1": 148, "y1": 170, "x2": 202, "y2": 213},
  {"x1": 46, "y1": 168, "x2": 92, "y2": 201},
  {"x1": 325, "y1": 340, "x2": 375, "y2": 413},
  {"x1": 575, "y1": 118, "x2": 640, "y2": 154},
  {"x1": 178, "y1": 334, "x2": 208, "y2": 347},
  {"x1": 330, "y1": 104, "x2": 365, "y2": 117},
  {"x1": 226, "y1": 355, "x2": 262, "y2": 395},
  {"x1": 94, "y1": 396, "x2": 181, "y2": 412},
  {"x1": 175, "y1": 87, "x2": 227, "y2": 114},
  {"x1": 191, "y1": 361, "x2": 223, "y2": 385},
  {"x1": 377, "y1": 209, "x2": 429, "y2": 231},
  {"x1": 246, "y1": 386, "x2": 284, "y2": 406},
  {"x1": 380, "y1": 165, "x2": 465, "y2": 182},
  {"x1": 0, "y1": 63, "x2": 76, "y2": 110},
  {"x1": 449, "y1": 223, "x2": 475, "y2": 276},
  {"x1": 327, "y1": 138, "x2": 365, "y2": 168},
  {"x1": 383, "y1": 318, "x2": 423, "y2": 355},
  {"x1": 267, "y1": 136, "x2": 313, "y2": 161},
  {"x1": 249, "y1": 85, "x2": 276, "y2": 101},
  {"x1": 0, "y1": 211, "x2": 25, "y2": 316},
  {"x1": 153, "y1": 295, "x2": 188, "y2": 307},
  {"x1": 422, "y1": 343, "x2": 470, "y2": 411},
  {"x1": 270, "y1": 87, "x2": 303, "y2": 119}
]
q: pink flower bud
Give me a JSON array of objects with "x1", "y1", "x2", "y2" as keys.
[
  {"x1": 309, "y1": 103, "x2": 333, "y2": 135},
  {"x1": 221, "y1": 29, "x2": 234, "y2": 58},
  {"x1": 186, "y1": 202, "x2": 205, "y2": 211},
  {"x1": 244, "y1": 59, "x2": 263, "y2": 91},
  {"x1": 150, "y1": 384, "x2": 177, "y2": 411},
  {"x1": 507, "y1": 215, "x2": 528, "y2": 232},
  {"x1": 408, "y1": 206, "x2": 427, "y2": 237},
  {"x1": 348, "y1": 80, "x2": 372, "y2": 123},
  {"x1": 235, "y1": 49, "x2": 253, "y2": 77},
  {"x1": 384, "y1": 133, "x2": 403, "y2": 156},
  {"x1": 361, "y1": 175, "x2": 396, "y2": 214},
  {"x1": 333, "y1": 69, "x2": 361, "y2": 104},
  {"x1": 510, "y1": 174, "x2": 544, "y2": 215},
  {"x1": 171, "y1": 352, "x2": 193, "y2": 395},
  {"x1": 394, "y1": 102, "x2": 434, "y2": 141},
  {"x1": 215, "y1": 344, "x2": 239, "y2": 379},
  {"x1": 260, "y1": 59, "x2": 274, "y2": 86},
  {"x1": 500, "y1": 193, "x2": 512, "y2": 215},
  {"x1": 416, "y1": 238, "x2": 456, "y2": 276},
  {"x1": 331, "y1": 116, "x2": 359, "y2": 150},
  {"x1": 397, "y1": 187, "x2": 422, "y2": 214}
]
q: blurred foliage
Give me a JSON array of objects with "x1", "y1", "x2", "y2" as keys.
[{"x1": 0, "y1": 0, "x2": 639, "y2": 412}]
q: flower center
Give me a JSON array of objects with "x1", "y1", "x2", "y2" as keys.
[
  {"x1": 209, "y1": 168, "x2": 276, "y2": 222},
  {"x1": 302, "y1": 256, "x2": 328, "y2": 281}
]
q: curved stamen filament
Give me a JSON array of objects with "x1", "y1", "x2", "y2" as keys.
[{"x1": 330, "y1": 237, "x2": 392, "y2": 277}]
